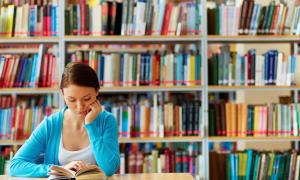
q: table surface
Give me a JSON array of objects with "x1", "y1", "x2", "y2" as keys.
[{"x1": 0, "y1": 173, "x2": 194, "y2": 180}]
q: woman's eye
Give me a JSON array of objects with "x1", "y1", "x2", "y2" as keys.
[
  {"x1": 68, "y1": 99, "x2": 75, "y2": 102},
  {"x1": 84, "y1": 98, "x2": 91, "y2": 101}
]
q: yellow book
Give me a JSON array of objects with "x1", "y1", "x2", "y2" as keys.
[
  {"x1": 190, "y1": 54, "x2": 195, "y2": 86},
  {"x1": 6, "y1": 5, "x2": 15, "y2": 37},
  {"x1": 87, "y1": 0, "x2": 100, "y2": 6},
  {"x1": 225, "y1": 103, "x2": 231, "y2": 136},
  {"x1": 231, "y1": 103, "x2": 236, "y2": 137}
]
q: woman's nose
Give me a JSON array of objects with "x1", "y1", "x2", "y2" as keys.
[{"x1": 76, "y1": 101, "x2": 85, "y2": 109}]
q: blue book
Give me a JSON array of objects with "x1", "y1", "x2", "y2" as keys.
[
  {"x1": 122, "y1": 106, "x2": 128, "y2": 137},
  {"x1": 25, "y1": 57, "x2": 34, "y2": 87},
  {"x1": 252, "y1": 153, "x2": 260, "y2": 180},
  {"x1": 240, "y1": 56, "x2": 245, "y2": 85},
  {"x1": 19, "y1": 58, "x2": 29, "y2": 87},
  {"x1": 245, "y1": 150, "x2": 253, "y2": 180},
  {"x1": 119, "y1": 53, "x2": 124, "y2": 85},
  {"x1": 98, "y1": 55, "x2": 104, "y2": 85},
  {"x1": 264, "y1": 52, "x2": 269, "y2": 85},
  {"x1": 183, "y1": 53, "x2": 188, "y2": 85},
  {"x1": 195, "y1": 53, "x2": 201, "y2": 85},
  {"x1": 51, "y1": 5, "x2": 57, "y2": 36},
  {"x1": 29, "y1": 7, "x2": 36, "y2": 37},
  {"x1": 176, "y1": 54, "x2": 183, "y2": 86},
  {"x1": 268, "y1": 50, "x2": 275, "y2": 85},
  {"x1": 29, "y1": 54, "x2": 38, "y2": 87}
]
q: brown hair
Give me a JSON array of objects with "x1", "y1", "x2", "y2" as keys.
[{"x1": 60, "y1": 62, "x2": 100, "y2": 91}]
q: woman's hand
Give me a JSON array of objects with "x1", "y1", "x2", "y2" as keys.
[
  {"x1": 62, "y1": 160, "x2": 86, "y2": 172},
  {"x1": 84, "y1": 100, "x2": 102, "y2": 124}
]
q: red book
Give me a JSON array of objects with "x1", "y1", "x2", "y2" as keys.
[
  {"x1": 161, "y1": 3, "x2": 173, "y2": 35},
  {"x1": 128, "y1": 153, "x2": 136, "y2": 173},
  {"x1": 136, "y1": 152, "x2": 143, "y2": 173},
  {"x1": 43, "y1": 5, "x2": 48, "y2": 36},
  {"x1": 47, "y1": 5, "x2": 52, "y2": 36},
  {"x1": 80, "y1": 2, "x2": 86, "y2": 35},
  {"x1": 41, "y1": 54, "x2": 49, "y2": 87},
  {"x1": 0, "y1": 59, "x2": 9, "y2": 87}
]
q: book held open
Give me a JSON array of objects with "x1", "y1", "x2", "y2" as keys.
[{"x1": 48, "y1": 165, "x2": 106, "y2": 180}]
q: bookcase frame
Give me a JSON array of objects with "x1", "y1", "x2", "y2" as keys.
[{"x1": 1, "y1": 0, "x2": 300, "y2": 179}]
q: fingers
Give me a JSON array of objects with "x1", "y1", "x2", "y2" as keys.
[{"x1": 89, "y1": 100, "x2": 102, "y2": 110}]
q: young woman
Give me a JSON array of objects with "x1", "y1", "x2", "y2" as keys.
[{"x1": 9, "y1": 62, "x2": 120, "y2": 177}]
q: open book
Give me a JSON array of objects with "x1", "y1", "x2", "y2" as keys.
[{"x1": 48, "y1": 165, "x2": 106, "y2": 180}]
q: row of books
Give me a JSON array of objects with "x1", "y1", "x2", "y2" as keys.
[
  {"x1": 0, "y1": 51, "x2": 58, "y2": 88},
  {"x1": 0, "y1": 2, "x2": 59, "y2": 37},
  {"x1": 0, "y1": 95, "x2": 59, "y2": 140},
  {"x1": 0, "y1": 0, "x2": 51, "y2": 6},
  {"x1": 119, "y1": 143, "x2": 203, "y2": 179},
  {"x1": 209, "y1": 149, "x2": 300, "y2": 180},
  {"x1": 67, "y1": 50, "x2": 201, "y2": 87},
  {"x1": 65, "y1": 0, "x2": 201, "y2": 36},
  {"x1": 207, "y1": 0, "x2": 300, "y2": 35},
  {"x1": 102, "y1": 94, "x2": 202, "y2": 137},
  {"x1": 209, "y1": 101, "x2": 300, "y2": 137},
  {"x1": 208, "y1": 46, "x2": 300, "y2": 86}
]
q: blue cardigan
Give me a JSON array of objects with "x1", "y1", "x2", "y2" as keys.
[{"x1": 9, "y1": 107, "x2": 120, "y2": 177}]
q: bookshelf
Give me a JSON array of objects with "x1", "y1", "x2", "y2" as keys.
[{"x1": 1, "y1": 0, "x2": 300, "y2": 179}]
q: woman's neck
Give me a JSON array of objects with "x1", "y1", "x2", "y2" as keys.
[{"x1": 64, "y1": 109, "x2": 85, "y2": 129}]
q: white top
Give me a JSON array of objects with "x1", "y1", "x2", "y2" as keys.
[{"x1": 58, "y1": 134, "x2": 97, "y2": 166}]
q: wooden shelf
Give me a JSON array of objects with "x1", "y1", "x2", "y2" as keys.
[
  {"x1": 0, "y1": 88, "x2": 59, "y2": 94},
  {"x1": 100, "y1": 85, "x2": 203, "y2": 93},
  {"x1": 119, "y1": 136, "x2": 204, "y2": 143},
  {"x1": 209, "y1": 136, "x2": 300, "y2": 142},
  {"x1": 0, "y1": 140, "x2": 25, "y2": 146},
  {"x1": 208, "y1": 85, "x2": 300, "y2": 92},
  {"x1": 64, "y1": 35, "x2": 201, "y2": 43},
  {"x1": 208, "y1": 35, "x2": 300, "y2": 43},
  {"x1": 0, "y1": 137, "x2": 204, "y2": 145},
  {"x1": 0, "y1": 37, "x2": 59, "y2": 43}
]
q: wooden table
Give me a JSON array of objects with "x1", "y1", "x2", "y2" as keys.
[{"x1": 0, "y1": 173, "x2": 194, "y2": 180}]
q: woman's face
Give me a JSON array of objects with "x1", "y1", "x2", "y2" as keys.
[{"x1": 62, "y1": 84, "x2": 98, "y2": 117}]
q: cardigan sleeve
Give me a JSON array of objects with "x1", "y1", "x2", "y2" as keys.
[
  {"x1": 85, "y1": 112, "x2": 120, "y2": 176},
  {"x1": 9, "y1": 117, "x2": 51, "y2": 177}
]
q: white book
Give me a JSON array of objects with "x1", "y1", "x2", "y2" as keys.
[
  {"x1": 152, "y1": 94, "x2": 158, "y2": 137},
  {"x1": 155, "y1": 0, "x2": 166, "y2": 35},
  {"x1": 120, "y1": 153, "x2": 125, "y2": 174},
  {"x1": 252, "y1": 5, "x2": 261, "y2": 35},
  {"x1": 103, "y1": 55, "x2": 112, "y2": 87},
  {"x1": 92, "y1": 5, "x2": 102, "y2": 36},
  {"x1": 284, "y1": 0, "x2": 296, "y2": 34},
  {"x1": 168, "y1": 5, "x2": 179, "y2": 36},
  {"x1": 159, "y1": 106, "x2": 164, "y2": 137},
  {"x1": 275, "y1": 4, "x2": 283, "y2": 34},
  {"x1": 21, "y1": 4, "x2": 29, "y2": 37},
  {"x1": 255, "y1": 55, "x2": 264, "y2": 86},
  {"x1": 286, "y1": 56, "x2": 292, "y2": 86},
  {"x1": 135, "y1": 0, "x2": 146, "y2": 35},
  {"x1": 249, "y1": 4, "x2": 257, "y2": 35},
  {"x1": 292, "y1": 104, "x2": 298, "y2": 136},
  {"x1": 276, "y1": 52, "x2": 283, "y2": 85},
  {"x1": 0, "y1": 58, "x2": 5, "y2": 81},
  {"x1": 294, "y1": 55, "x2": 300, "y2": 85},
  {"x1": 281, "y1": 53, "x2": 287, "y2": 86},
  {"x1": 295, "y1": 155, "x2": 300, "y2": 180}
]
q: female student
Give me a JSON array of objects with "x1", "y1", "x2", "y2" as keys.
[{"x1": 9, "y1": 62, "x2": 120, "y2": 177}]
